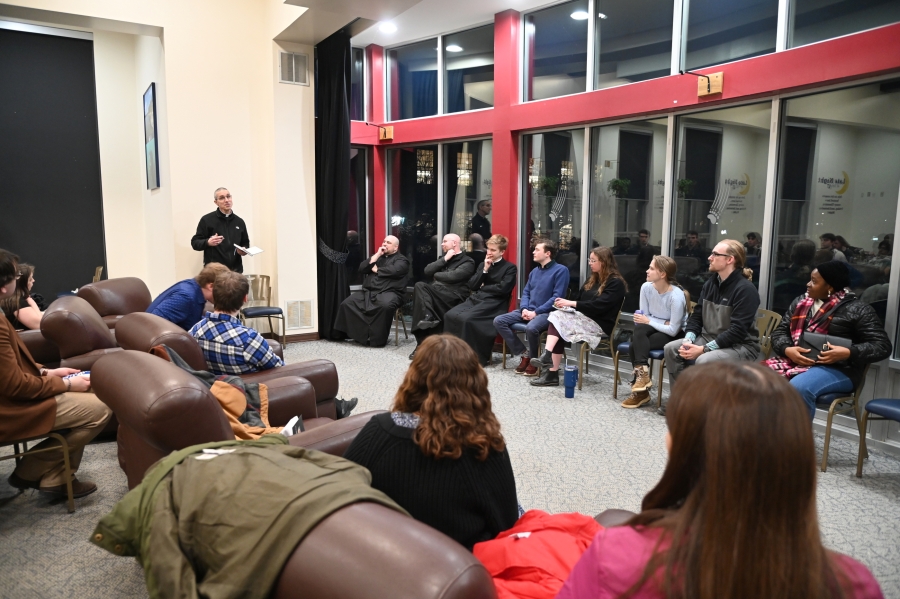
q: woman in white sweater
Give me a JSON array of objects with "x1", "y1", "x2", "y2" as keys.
[{"x1": 622, "y1": 255, "x2": 688, "y2": 408}]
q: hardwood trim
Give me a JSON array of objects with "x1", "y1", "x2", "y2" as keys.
[{"x1": 284, "y1": 332, "x2": 320, "y2": 343}]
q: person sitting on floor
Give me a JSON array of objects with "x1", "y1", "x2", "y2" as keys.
[
  {"x1": 764, "y1": 260, "x2": 891, "y2": 419},
  {"x1": 343, "y1": 334, "x2": 519, "y2": 550},
  {"x1": 661, "y1": 239, "x2": 760, "y2": 414},
  {"x1": 557, "y1": 362, "x2": 883, "y2": 599},
  {"x1": 622, "y1": 255, "x2": 689, "y2": 409},
  {"x1": 334, "y1": 235, "x2": 410, "y2": 347},
  {"x1": 190, "y1": 270, "x2": 284, "y2": 376},
  {"x1": 146, "y1": 262, "x2": 230, "y2": 330},
  {"x1": 0, "y1": 263, "x2": 43, "y2": 331},
  {"x1": 493, "y1": 238, "x2": 568, "y2": 376},
  {"x1": 0, "y1": 248, "x2": 112, "y2": 500},
  {"x1": 408, "y1": 233, "x2": 475, "y2": 360},
  {"x1": 444, "y1": 234, "x2": 517, "y2": 365},
  {"x1": 531, "y1": 246, "x2": 627, "y2": 387}
]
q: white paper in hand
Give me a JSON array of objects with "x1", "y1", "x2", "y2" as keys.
[{"x1": 234, "y1": 244, "x2": 264, "y2": 256}]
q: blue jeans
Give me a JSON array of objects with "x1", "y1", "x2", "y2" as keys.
[
  {"x1": 789, "y1": 366, "x2": 853, "y2": 420},
  {"x1": 493, "y1": 311, "x2": 550, "y2": 358}
]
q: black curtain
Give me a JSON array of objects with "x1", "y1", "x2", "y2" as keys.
[{"x1": 315, "y1": 29, "x2": 351, "y2": 340}]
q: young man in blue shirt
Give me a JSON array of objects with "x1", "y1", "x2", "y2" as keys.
[
  {"x1": 493, "y1": 238, "x2": 569, "y2": 376},
  {"x1": 147, "y1": 262, "x2": 230, "y2": 330}
]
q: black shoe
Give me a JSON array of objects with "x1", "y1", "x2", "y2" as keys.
[
  {"x1": 39, "y1": 478, "x2": 97, "y2": 499},
  {"x1": 530, "y1": 350, "x2": 553, "y2": 370},
  {"x1": 408, "y1": 349, "x2": 417, "y2": 360},
  {"x1": 8, "y1": 472, "x2": 40, "y2": 491},
  {"x1": 657, "y1": 404, "x2": 667, "y2": 416},
  {"x1": 335, "y1": 397, "x2": 359, "y2": 420},
  {"x1": 530, "y1": 369, "x2": 560, "y2": 387}
]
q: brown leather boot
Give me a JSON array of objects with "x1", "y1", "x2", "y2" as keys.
[{"x1": 631, "y1": 365, "x2": 652, "y2": 392}]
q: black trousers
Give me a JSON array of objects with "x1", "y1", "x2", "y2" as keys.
[{"x1": 629, "y1": 323, "x2": 677, "y2": 365}]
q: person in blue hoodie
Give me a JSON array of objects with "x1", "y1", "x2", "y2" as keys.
[
  {"x1": 493, "y1": 238, "x2": 569, "y2": 376},
  {"x1": 147, "y1": 262, "x2": 229, "y2": 330}
]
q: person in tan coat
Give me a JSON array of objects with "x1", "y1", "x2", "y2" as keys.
[{"x1": 0, "y1": 249, "x2": 111, "y2": 499}]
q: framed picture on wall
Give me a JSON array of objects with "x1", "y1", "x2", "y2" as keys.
[{"x1": 143, "y1": 82, "x2": 160, "y2": 190}]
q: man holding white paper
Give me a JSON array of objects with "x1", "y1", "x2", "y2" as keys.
[{"x1": 190, "y1": 187, "x2": 251, "y2": 272}]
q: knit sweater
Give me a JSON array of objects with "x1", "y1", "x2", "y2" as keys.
[
  {"x1": 520, "y1": 260, "x2": 569, "y2": 314},
  {"x1": 639, "y1": 282, "x2": 687, "y2": 337},
  {"x1": 343, "y1": 412, "x2": 519, "y2": 550}
]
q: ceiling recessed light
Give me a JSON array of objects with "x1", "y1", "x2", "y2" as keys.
[
  {"x1": 570, "y1": 10, "x2": 589, "y2": 20},
  {"x1": 446, "y1": 44, "x2": 463, "y2": 52},
  {"x1": 598, "y1": 12, "x2": 608, "y2": 19},
  {"x1": 378, "y1": 22, "x2": 397, "y2": 34}
]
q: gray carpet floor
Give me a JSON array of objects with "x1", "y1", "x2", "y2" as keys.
[{"x1": 2, "y1": 337, "x2": 900, "y2": 598}]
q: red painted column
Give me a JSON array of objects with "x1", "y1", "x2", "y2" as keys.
[
  {"x1": 367, "y1": 44, "x2": 388, "y2": 250},
  {"x1": 492, "y1": 10, "x2": 521, "y2": 270}
]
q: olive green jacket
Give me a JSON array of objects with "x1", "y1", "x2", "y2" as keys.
[{"x1": 91, "y1": 436, "x2": 406, "y2": 599}]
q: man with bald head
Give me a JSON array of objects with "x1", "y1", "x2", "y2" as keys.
[
  {"x1": 408, "y1": 233, "x2": 476, "y2": 359},
  {"x1": 334, "y1": 235, "x2": 410, "y2": 347}
]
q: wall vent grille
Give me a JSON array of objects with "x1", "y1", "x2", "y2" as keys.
[
  {"x1": 286, "y1": 300, "x2": 313, "y2": 329},
  {"x1": 279, "y1": 52, "x2": 309, "y2": 86}
]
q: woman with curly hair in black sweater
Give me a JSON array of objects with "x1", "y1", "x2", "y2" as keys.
[
  {"x1": 343, "y1": 334, "x2": 519, "y2": 550},
  {"x1": 764, "y1": 260, "x2": 891, "y2": 419}
]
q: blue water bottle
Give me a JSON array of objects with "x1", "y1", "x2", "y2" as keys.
[{"x1": 564, "y1": 365, "x2": 579, "y2": 398}]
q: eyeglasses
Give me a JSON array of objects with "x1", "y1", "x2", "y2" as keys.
[
  {"x1": 709, "y1": 251, "x2": 729, "y2": 258},
  {"x1": 216, "y1": 194, "x2": 233, "y2": 201},
  {"x1": 588, "y1": 259, "x2": 599, "y2": 264}
]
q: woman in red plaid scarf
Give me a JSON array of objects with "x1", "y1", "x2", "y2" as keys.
[{"x1": 764, "y1": 260, "x2": 891, "y2": 419}]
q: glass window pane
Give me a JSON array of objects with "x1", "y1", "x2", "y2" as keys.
[
  {"x1": 526, "y1": 0, "x2": 589, "y2": 101},
  {"x1": 673, "y1": 103, "x2": 772, "y2": 303},
  {"x1": 589, "y1": 119, "x2": 669, "y2": 312},
  {"x1": 346, "y1": 147, "x2": 371, "y2": 286},
  {"x1": 389, "y1": 145, "x2": 439, "y2": 283},
  {"x1": 685, "y1": 0, "x2": 778, "y2": 70},
  {"x1": 790, "y1": 0, "x2": 900, "y2": 48},
  {"x1": 444, "y1": 25, "x2": 494, "y2": 113},
  {"x1": 523, "y1": 130, "x2": 585, "y2": 296},
  {"x1": 771, "y1": 82, "x2": 900, "y2": 329},
  {"x1": 388, "y1": 39, "x2": 438, "y2": 121},
  {"x1": 350, "y1": 47, "x2": 364, "y2": 121},
  {"x1": 444, "y1": 140, "x2": 494, "y2": 265},
  {"x1": 594, "y1": 0, "x2": 674, "y2": 90}
]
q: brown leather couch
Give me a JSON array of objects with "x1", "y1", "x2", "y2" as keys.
[
  {"x1": 90, "y1": 350, "x2": 368, "y2": 488},
  {"x1": 115, "y1": 312, "x2": 338, "y2": 418},
  {"x1": 77, "y1": 277, "x2": 152, "y2": 329},
  {"x1": 19, "y1": 329, "x2": 60, "y2": 369},
  {"x1": 40, "y1": 296, "x2": 122, "y2": 371}
]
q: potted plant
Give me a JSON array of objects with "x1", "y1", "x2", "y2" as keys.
[
  {"x1": 677, "y1": 178, "x2": 696, "y2": 199},
  {"x1": 607, "y1": 178, "x2": 631, "y2": 198},
  {"x1": 536, "y1": 176, "x2": 559, "y2": 196}
]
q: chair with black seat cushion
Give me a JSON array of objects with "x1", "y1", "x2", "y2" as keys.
[
  {"x1": 756, "y1": 309, "x2": 782, "y2": 359},
  {"x1": 818, "y1": 364, "x2": 870, "y2": 473},
  {"x1": 241, "y1": 274, "x2": 285, "y2": 347},
  {"x1": 857, "y1": 398, "x2": 900, "y2": 477}
]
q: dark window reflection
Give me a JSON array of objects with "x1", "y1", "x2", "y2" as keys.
[
  {"x1": 350, "y1": 47, "x2": 364, "y2": 121},
  {"x1": 389, "y1": 145, "x2": 439, "y2": 283},
  {"x1": 526, "y1": 0, "x2": 589, "y2": 101},
  {"x1": 685, "y1": 0, "x2": 778, "y2": 70},
  {"x1": 791, "y1": 0, "x2": 900, "y2": 48},
  {"x1": 346, "y1": 147, "x2": 370, "y2": 286},
  {"x1": 445, "y1": 25, "x2": 494, "y2": 113},
  {"x1": 388, "y1": 39, "x2": 438, "y2": 121},
  {"x1": 594, "y1": 0, "x2": 673, "y2": 90},
  {"x1": 444, "y1": 140, "x2": 493, "y2": 265}
]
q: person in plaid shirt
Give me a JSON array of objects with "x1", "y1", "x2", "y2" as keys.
[{"x1": 190, "y1": 270, "x2": 284, "y2": 375}]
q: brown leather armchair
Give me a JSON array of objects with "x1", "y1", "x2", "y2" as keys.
[
  {"x1": 115, "y1": 312, "x2": 338, "y2": 418},
  {"x1": 40, "y1": 296, "x2": 122, "y2": 371},
  {"x1": 77, "y1": 277, "x2": 152, "y2": 329},
  {"x1": 18, "y1": 329, "x2": 60, "y2": 369},
  {"x1": 90, "y1": 350, "x2": 373, "y2": 489}
]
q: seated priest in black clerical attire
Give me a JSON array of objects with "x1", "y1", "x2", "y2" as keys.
[
  {"x1": 408, "y1": 233, "x2": 475, "y2": 360},
  {"x1": 444, "y1": 234, "x2": 517, "y2": 366},
  {"x1": 334, "y1": 235, "x2": 410, "y2": 347}
]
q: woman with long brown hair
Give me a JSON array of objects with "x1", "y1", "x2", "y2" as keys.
[
  {"x1": 531, "y1": 246, "x2": 626, "y2": 387},
  {"x1": 0, "y1": 263, "x2": 43, "y2": 330},
  {"x1": 343, "y1": 334, "x2": 519, "y2": 550},
  {"x1": 557, "y1": 362, "x2": 882, "y2": 599}
]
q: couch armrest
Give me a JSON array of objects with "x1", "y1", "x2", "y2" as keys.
[
  {"x1": 61, "y1": 347, "x2": 123, "y2": 371},
  {"x1": 19, "y1": 329, "x2": 60, "y2": 368},
  {"x1": 288, "y1": 410, "x2": 385, "y2": 457},
  {"x1": 269, "y1": 339, "x2": 284, "y2": 360},
  {"x1": 265, "y1": 376, "x2": 318, "y2": 424},
  {"x1": 242, "y1": 359, "x2": 338, "y2": 402}
]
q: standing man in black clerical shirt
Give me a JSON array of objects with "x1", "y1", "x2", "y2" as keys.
[
  {"x1": 334, "y1": 235, "x2": 410, "y2": 347},
  {"x1": 408, "y1": 233, "x2": 475, "y2": 359},
  {"x1": 470, "y1": 200, "x2": 492, "y2": 241},
  {"x1": 191, "y1": 187, "x2": 250, "y2": 272}
]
